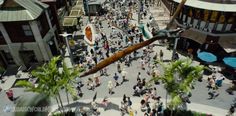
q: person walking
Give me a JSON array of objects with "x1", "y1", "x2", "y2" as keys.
[
  {"x1": 6, "y1": 89, "x2": 14, "y2": 102},
  {"x1": 140, "y1": 58, "x2": 145, "y2": 70},
  {"x1": 159, "y1": 50, "x2": 163, "y2": 61},
  {"x1": 108, "y1": 81, "x2": 114, "y2": 95},
  {"x1": 121, "y1": 68, "x2": 128, "y2": 84},
  {"x1": 117, "y1": 61, "x2": 122, "y2": 73},
  {"x1": 227, "y1": 105, "x2": 235, "y2": 116},
  {"x1": 127, "y1": 97, "x2": 132, "y2": 108},
  {"x1": 101, "y1": 96, "x2": 109, "y2": 110},
  {"x1": 113, "y1": 73, "x2": 120, "y2": 87},
  {"x1": 87, "y1": 78, "x2": 95, "y2": 91},
  {"x1": 137, "y1": 72, "x2": 141, "y2": 82},
  {"x1": 94, "y1": 76, "x2": 100, "y2": 87}
]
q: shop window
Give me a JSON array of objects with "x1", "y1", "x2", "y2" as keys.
[
  {"x1": 22, "y1": 25, "x2": 33, "y2": 36},
  {"x1": 0, "y1": 31, "x2": 3, "y2": 38},
  {"x1": 216, "y1": 24, "x2": 223, "y2": 31},
  {"x1": 1, "y1": 50, "x2": 15, "y2": 64},
  {"x1": 225, "y1": 24, "x2": 232, "y2": 32}
]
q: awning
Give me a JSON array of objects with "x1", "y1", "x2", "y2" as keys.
[
  {"x1": 180, "y1": 29, "x2": 206, "y2": 44},
  {"x1": 63, "y1": 9, "x2": 82, "y2": 26},
  {"x1": 69, "y1": 10, "x2": 81, "y2": 17},
  {"x1": 218, "y1": 36, "x2": 236, "y2": 53},
  {"x1": 63, "y1": 17, "x2": 77, "y2": 26},
  {"x1": 223, "y1": 57, "x2": 236, "y2": 68},
  {"x1": 197, "y1": 52, "x2": 217, "y2": 62}
]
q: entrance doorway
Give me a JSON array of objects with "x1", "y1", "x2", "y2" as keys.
[
  {"x1": 19, "y1": 50, "x2": 38, "y2": 69},
  {"x1": 0, "y1": 50, "x2": 15, "y2": 66}
]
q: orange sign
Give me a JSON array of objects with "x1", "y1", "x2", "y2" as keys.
[{"x1": 85, "y1": 26, "x2": 92, "y2": 42}]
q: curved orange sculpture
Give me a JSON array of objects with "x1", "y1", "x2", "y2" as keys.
[{"x1": 85, "y1": 26, "x2": 92, "y2": 42}]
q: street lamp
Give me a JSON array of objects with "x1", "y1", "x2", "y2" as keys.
[
  {"x1": 171, "y1": 27, "x2": 188, "y2": 61},
  {"x1": 138, "y1": 0, "x2": 142, "y2": 24},
  {"x1": 59, "y1": 32, "x2": 74, "y2": 65}
]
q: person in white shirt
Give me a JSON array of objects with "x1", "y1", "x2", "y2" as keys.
[
  {"x1": 108, "y1": 81, "x2": 114, "y2": 94},
  {"x1": 121, "y1": 68, "x2": 128, "y2": 84}
]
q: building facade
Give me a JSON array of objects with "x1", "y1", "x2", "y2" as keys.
[
  {"x1": 0, "y1": 0, "x2": 60, "y2": 69},
  {"x1": 166, "y1": 0, "x2": 236, "y2": 60}
]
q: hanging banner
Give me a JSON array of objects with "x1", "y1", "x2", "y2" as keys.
[{"x1": 83, "y1": 24, "x2": 96, "y2": 46}]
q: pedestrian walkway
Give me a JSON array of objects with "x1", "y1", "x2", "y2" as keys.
[{"x1": 50, "y1": 97, "x2": 228, "y2": 116}]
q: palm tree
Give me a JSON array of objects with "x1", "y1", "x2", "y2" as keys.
[
  {"x1": 151, "y1": 59, "x2": 204, "y2": 115},
  {"x1": 16, "y1": 56, "x2": 81, "y2": 115},
  {"x1": 59, "y1": 60, "x2": 80, "y2": 104},
  {"x1": 16, "y1": 56, "x2": 64, "y2": 113}
]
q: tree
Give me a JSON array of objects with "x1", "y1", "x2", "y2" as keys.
[
  {"x1": 59, "y1": 60, "x2": 80, "y2": 104},
  {"x1": 151, "y1": 59, "x2": 204, "y2": 115},
  {"x1": 16, "y1": 56, "x2": 81, "y2": 114}
]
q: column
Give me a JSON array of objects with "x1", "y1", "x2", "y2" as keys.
[
  {"x1": 45, "y1": 10, "x2": 59, "y2": 52},
  {"x1": 29, "y1": 21, "x2": 50, "y2": 61},
  {"x1": 0, "y1": 23, "x2": 25, "y2": 68}
]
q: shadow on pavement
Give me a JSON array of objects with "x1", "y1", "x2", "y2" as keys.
[
  {"x1": 61, "y1": 101, "x2": 120, "y2": 112},
  {"x1": 3, "y1": 66, "x2": 19, "y2": 76},
  {"x1": 98, "y1": 102, "x2": 120, "y2": 111}
]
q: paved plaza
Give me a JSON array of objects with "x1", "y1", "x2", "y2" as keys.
[{"x1": 0, "y1": 1, "x2": 235, "y2": 116}]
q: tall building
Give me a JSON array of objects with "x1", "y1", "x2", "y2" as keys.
[
  {"x1": 166, "y1": 0, "x2": 236, "y2": 60},
  {"x1": 0, "y1": 0, "x2": 60, "y2": 69}
]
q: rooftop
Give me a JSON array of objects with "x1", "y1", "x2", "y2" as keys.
[
  {"x1": 173, "y1": 0, "x2": 236, "y2": 12},
  {"x1": 0, "y1": 0, "x2": 49, "y2": 22}
]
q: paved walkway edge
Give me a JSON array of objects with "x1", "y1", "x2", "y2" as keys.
[{"x1": 49, "y1": 97, "x2": 228, "y2": 116}]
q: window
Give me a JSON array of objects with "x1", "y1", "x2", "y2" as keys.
[
  {"x1": 22, "y1": 25, "x2": 33, "y2": 36},
  {"x1": 0, "y1": 31, "x2": 3, "y2": 38}
]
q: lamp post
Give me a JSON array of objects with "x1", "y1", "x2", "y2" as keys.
[
  {"x1": 59, "y1": 32, "x2": 74, "y2": 66},
  {"x1": 86, "y1": 0, "x2": 90, "y2": 23},
  {"x1": 138, "y1": 0, "x2": 142, "y2": 24},
  {"x1": 171, "y1": 28, "x2": 187, "y2": 61}
]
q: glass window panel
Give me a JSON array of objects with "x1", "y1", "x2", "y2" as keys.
[
  {"x1": 193, "y1": 19, "x2": 198, "y2": 28},
  {"x1": 187, "y1": 17, "x2": 191, "y2": 24},
  {"x1": 22, "y1": 25, "x2": 30, "y2": 30},
  {"x1": 216, "y1": 24, "x2": 223, "y2": 31},
  {"x1": 225, "y1": 24, "x2": 232, "y2": 31},
  {"x1": 200, "y1": 21, "x2": 206, "y2": 29},
  {"x1": 24, "y1": 31, "x2": 33, "y2": 36},
  {"x1": 182, "y1": 14, "x2": 186, "y2": 22},
  {"x1": 208, "y1": 23, "x2": 215, "y2": 31}
]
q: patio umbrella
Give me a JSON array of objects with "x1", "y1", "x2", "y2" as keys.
[
  {"x1": 223, "y1": 57, "x2": 236, "y2": 68},
  {"x1": 197, "y1": 52, "x2": 217, "y2": 62}
]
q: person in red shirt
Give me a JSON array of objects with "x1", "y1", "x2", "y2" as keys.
[{"x1": 6, "y1": 89, "x2": 14, "y2": 101}]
